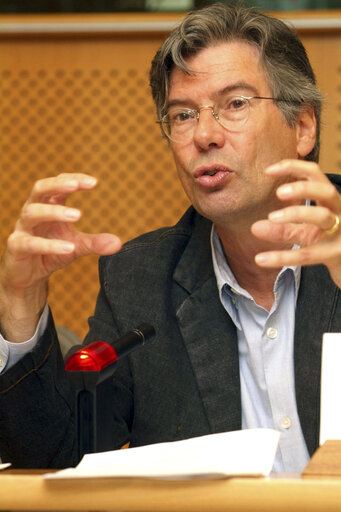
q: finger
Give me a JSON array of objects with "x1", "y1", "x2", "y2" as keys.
[
  {"x1": 8, "y1": 231, "x2": 121, "y2": 259},
  {"x1": 8, "y1": 232, "x2": 75, "y2": 256},
  {"x1": 76, "y1": 233, "x2": 122, "y2": 257},
  {"x1": 265, "y1": 159, "x2": 330, "y2": 183},
  {"x1": 268, "y1": 205, "x2": 337, "y2": 232},
  {"x1": 251, "y1": 218, "x2": 321, "y2": 247},
  {"x1": 29, "y1": 174, "x2": 98, "y2": 204},
  {"x1": 17, "y1": 203, "x2": 81, "y2": 231},
  {"x1": 255, "y1": 243, "x2": 335, "y2": 269},
  {"x1": 276, "y1": 180, "x2": 340, "y2": 209},
  {"x1": 252, "y1": 218, "x2": 306, "y2": 243}
]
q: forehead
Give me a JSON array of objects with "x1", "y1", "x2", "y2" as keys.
[{"x1": 168, "y1": 41, "x2": 269, "y2": 101}]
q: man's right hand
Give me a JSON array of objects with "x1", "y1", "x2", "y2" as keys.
[{"x1": 0, "y1": 173, "x2": 122, "y2": 342}]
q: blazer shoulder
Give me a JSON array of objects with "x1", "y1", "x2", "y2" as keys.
[
  {"x1": 100, "y1": 207, "x2": 207, "y2": 267},
  {"x1": 327, "y1": 173, "x2": 341, "y2": 191}
]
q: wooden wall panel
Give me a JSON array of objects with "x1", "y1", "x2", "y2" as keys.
[
  {"x1": 0, "y1": 15, "x2": 340, "y2": 338},
  {"x1": 0, "y1": 35, "x2": 190, "y2": 338},
  {"x1": 300, "y1": 33, "x2": 341, "y2": 171}
]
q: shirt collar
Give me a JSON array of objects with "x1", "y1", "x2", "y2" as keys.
[{"x1": 210, "y1": 225, "x2": 301, "y2": 303}]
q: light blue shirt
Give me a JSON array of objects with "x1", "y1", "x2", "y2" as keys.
[
  {"x1": 211, "y1": 226, "x2": 309, "y2": 472},
  {"x1": 0, "y1": 304, "x2": 49, "y2": 373}
]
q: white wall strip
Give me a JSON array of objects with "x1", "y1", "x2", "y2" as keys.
[
  {"x1": 0, "y1": 20, "x2": 179, "y2": 34},
  {"x1": 0, "y1": 17, "x2": 340, "y2": 34}
]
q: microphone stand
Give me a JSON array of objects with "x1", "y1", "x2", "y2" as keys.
[
  {"x1": 65, "y1": 324, "x2": 155, "y2": 461},
  {"x1": 66, "y1": 366, "x2": 116, "y2": 461}
]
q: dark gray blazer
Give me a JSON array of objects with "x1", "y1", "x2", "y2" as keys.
[{"x1": 1, "y1": 175, "x2": 341, "y2": 468}]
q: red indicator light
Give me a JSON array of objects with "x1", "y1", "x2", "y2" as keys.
[{"x1": 65, "y1": 341, "x2": 118, "y2": 372}]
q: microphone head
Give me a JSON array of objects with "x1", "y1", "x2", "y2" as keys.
[
  {"x1": 65, "y1": 324, "x2": 156, "y2": 372},
  {"x1": 65, "y1": 341, "x2": 118, "y2": 372}
]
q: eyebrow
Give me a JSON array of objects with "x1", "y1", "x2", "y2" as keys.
[
  {"x1": 166, "y1": 81, "x2": 259, "y2": 110},
  {"x1": 217, "y1": 81, "x2": 258, "y2": 97}
]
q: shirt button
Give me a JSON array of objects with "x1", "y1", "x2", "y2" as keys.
[
  {"x1": 266, "y1": 327, "x2": 278, "y2": 339},
  {"x1": 280, "y1": 417, "x2": 292, "y2": 429}
]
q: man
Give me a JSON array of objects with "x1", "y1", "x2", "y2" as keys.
[{"x1": 1, "y1": 3, "x2": 341, "y2": 472}]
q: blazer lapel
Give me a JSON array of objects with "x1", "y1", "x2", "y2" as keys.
[
  {"x1": 173, "y1": 210, "x2": 341, "y2": 453},
  {"x1": 173, "y1": 215, "x2": 241, "y2": 434}
]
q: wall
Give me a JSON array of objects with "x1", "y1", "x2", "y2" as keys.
[{"x1": 0, "y1": 11, "x2": 340, "y2": 338}]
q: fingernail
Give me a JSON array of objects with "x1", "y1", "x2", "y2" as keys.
[
  {"x1": 269, "y1": 210, "x2": 284, "y2": 221},
  {"x1": 64, "y1": 208, "x2": 80, "y2": 220},
  {"x1": 83, "y1": 177, "x2": 97, "y2": 186},
  {"x1": 277, "y1": 184, "x2": 293, "y2": 198},
  {"x1": 255, "y1": 253, "x2": 269, "y2": 264},
  {"x1": 266, "y1": 163, "x2": 281, "y2": 173}
]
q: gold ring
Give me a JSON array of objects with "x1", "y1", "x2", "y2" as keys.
[{"x1": 325, "y1": 214, "x2": 340, "y2": 236}]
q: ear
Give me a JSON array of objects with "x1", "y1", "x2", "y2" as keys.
[{"x1": 295, "y1": 105, "x2": 316, "y2": 158}]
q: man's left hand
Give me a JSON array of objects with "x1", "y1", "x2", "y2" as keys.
[{"x1": 252, "y1": 159, "x2": 341, "y2": 289}]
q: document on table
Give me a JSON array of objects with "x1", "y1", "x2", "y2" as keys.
[
  {"x1": 320, "y1": 333, "x2": 341, "y2": 445},
  {"x1": 44, "y1": 428, "x2": 280, "y2": 480}
]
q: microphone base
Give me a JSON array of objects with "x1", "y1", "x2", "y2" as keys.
[{"x1": 67, "y1": 369, "x2": 117, "y2": 461}]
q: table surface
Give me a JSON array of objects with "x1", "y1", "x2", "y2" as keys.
[{"x1": 1, "y1": 470, "x2": 341, "y2": 512}]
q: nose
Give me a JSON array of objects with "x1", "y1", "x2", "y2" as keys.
[{"x1": 193, "y1": 107, "x2": 225, "y2": 150}]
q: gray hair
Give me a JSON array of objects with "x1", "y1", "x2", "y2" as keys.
[{"x1": 149, "y1": 2, "x2": 322, "y2": 162}]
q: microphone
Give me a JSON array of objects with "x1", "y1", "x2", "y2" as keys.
[
  {"x1": 65, "y1": 324, "x2": 155, "y2": 457},
  {"x1": 65, "y1": 323, "x2": 155, "y2": 372}
]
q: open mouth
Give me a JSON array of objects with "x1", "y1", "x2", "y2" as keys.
[
  {"x1": 203, "y1": 169, "x2": 219, "y2": 176},
  {"x1": 193, "y1": 164, "x2": 232, "y2": 188},
  {"x1": 194, "y1": 164, "x2": 231, "y2": 178}
]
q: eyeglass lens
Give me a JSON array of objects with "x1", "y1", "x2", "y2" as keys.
[{"x1": 162, "y1": 95, "x2": 251, "y2": 142}]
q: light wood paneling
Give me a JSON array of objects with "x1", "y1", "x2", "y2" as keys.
[
  {"x1": 0, "y1": 13, "x2": 340, "y2": 338},
  {"x1": 300, "y1": 33, "x2": 341, "y2": 172}
]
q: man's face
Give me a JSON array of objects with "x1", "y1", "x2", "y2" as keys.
[{"x1": 167, "y1": 41, "x2": 304, "y2": 228}]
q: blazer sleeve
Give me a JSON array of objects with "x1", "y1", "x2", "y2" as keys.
[
  {"x1": 0, "y1": 293, "x2": 134, "y2": 468},
  {"x1": 0, "y1": 310, "x2": 77, "y2": 468}
]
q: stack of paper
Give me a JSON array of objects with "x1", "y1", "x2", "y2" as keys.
[
  {"x1": 44, "y1": 428, "x2": 280, "y2": 480},
  {"x1": 320, "y1": 333, "x2": 341, "y2": 445}
]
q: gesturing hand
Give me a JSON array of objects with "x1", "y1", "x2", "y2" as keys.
[
  {"x1": 252, "y1": 160, "x2": 341, "y2": 289},
  {"x1": 0, "y1": 173, "x2": 122, "y2": 341}
]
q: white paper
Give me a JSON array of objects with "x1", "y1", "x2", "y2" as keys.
[
  {"x1": 320, "y1": 333, "x2": 341, "y2": 445},
  {"x1": 44, "y1": 428, "x2": 280, "y2": 480},
  {"x1": 0, "y1": 463, "x2": 11, "y2": 470}
]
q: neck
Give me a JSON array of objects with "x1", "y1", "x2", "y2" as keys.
[{"x1": 215, "y1": 222, "x2": 288, "y2": 311}]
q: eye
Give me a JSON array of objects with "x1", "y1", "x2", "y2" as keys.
[
  {"x1": 169, "y1": 109, "x2": 196, "y2": 123},
  {"x1": 226, "y1": 96, "x2": 248, "y2": 111}
]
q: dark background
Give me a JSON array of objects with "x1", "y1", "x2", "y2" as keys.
[{"x1": 1, "y1": 0, "x2": 340, "y2": 13}]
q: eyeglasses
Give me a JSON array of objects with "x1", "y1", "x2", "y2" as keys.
[{"x1": 158, "y1": 95, "x2": 289, "y2": 143}]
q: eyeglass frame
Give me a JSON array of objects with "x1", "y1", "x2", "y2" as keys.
[{"x1": 157, "y1": 95, "x2": 294, "y2": 143}]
